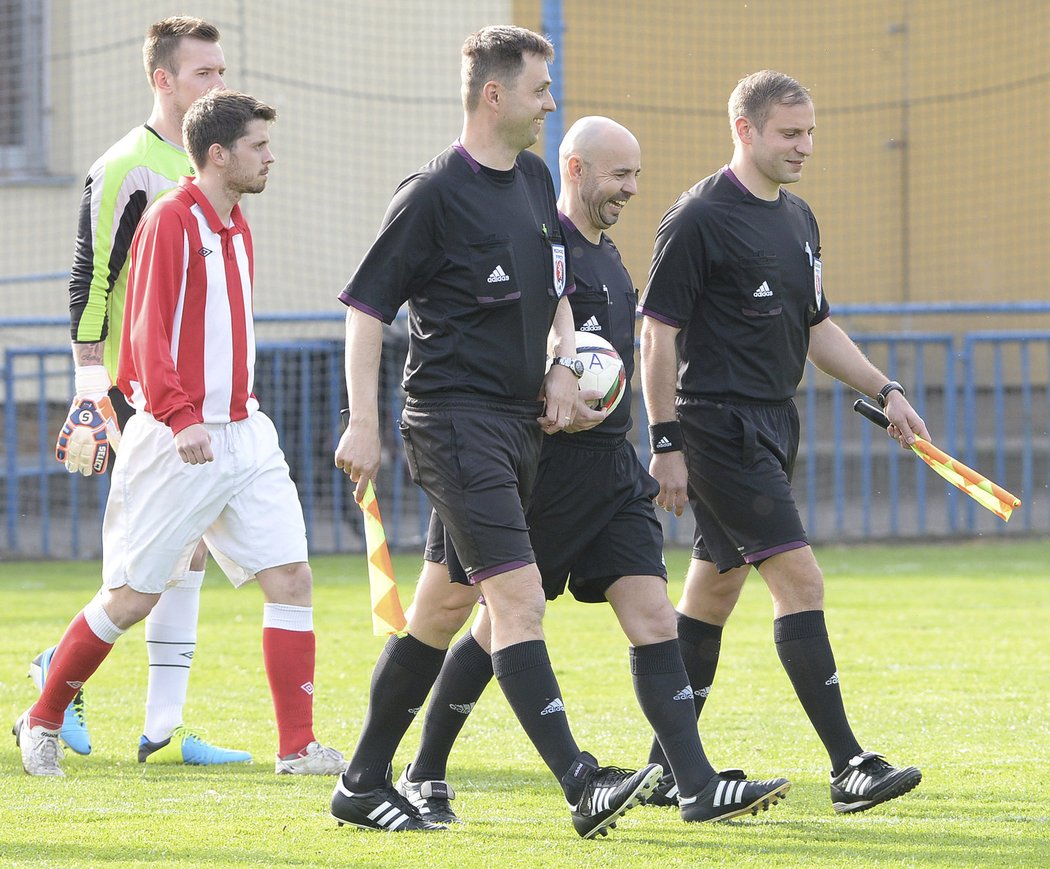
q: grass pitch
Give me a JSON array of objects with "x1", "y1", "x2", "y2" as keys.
[{"x1": 2, "y1": 540, "x2": 1048, "y2": 867}]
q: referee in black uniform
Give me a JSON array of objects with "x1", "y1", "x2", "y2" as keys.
[
  {"x1": 395, "y1": 116, "x2": 791, "y2": 827},
  {"x1": 639, "y1": 70, "x2": 926, "y2": 815},
  {"x1": 332, "y1": 27, "x2": 659, "y2": 837}
]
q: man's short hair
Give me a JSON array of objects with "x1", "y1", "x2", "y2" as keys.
[
  {"x1": 461, "y1": 25, "x2": 554, "y2": 111},
  {"x1": 183, "y1": 90, "x2": 277, "y2": 170},
  {"x1": 142, "y1": 16, "x2": 220, "y2": 87},
  {"x1": 728, "y1": 70, "x2": 811, "y2": 137}
]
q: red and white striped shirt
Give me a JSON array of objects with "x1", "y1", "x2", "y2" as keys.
[{"x1": 118, "y1": 177, "x2": 258, "y2": 434}]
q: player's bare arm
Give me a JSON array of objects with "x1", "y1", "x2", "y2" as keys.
[
  {"x1": 174, "y1": 423, "x2": 213, "y2": 464},
  {"x1": 807, "y1": 318, "x2": 929, "y2": 447},
  {"x1": 539, "y1": 296, "x2": 605, "y2": 433},
  {"x1": 335, "y1": 306, "x2": 384, "y2": 502},
  {"x1": 640, "y1": 315, "x2": 687, "y2": 515}
]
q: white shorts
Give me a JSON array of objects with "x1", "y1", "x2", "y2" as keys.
[{"x1": 102, "y1": 411, "x2": 308, "y2": 594}]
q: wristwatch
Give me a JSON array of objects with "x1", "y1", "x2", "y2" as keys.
[
  {"x1": 550, "y1": 356, "x2": 585, "y2": 378},
  {"x1": 877, "y1": 381, "x2": 906, "y2": 408}
]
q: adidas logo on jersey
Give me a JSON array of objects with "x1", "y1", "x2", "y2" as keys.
[
  {"x1": 753, "y1": 281, "x2": 773, "y2": 298},
  {"x1": 487, "y1": 265, "x2": 510, "y2": 283},
  {"x1": 449, "y1": 702, "x2": 476, "y2": 715},
  {"x1": 656, "y1": 436, "x2": 673, "y2": 450},
  {"x1": 579, "y1": 315, "x2": 602, "y2": 332},
  {"x1": 825, "y1": 671, "x2": 840, "y2": 685},
  {"x1": 672, "y1": 686, "x2": 694, "y2": 701},
  {"x1": 540, "y1": 698, "x2": 565, "y2": 716}
]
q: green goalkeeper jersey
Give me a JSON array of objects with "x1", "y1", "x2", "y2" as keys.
[{"x1": 67, "y1": 124, "x2": 193, "y2": 379}]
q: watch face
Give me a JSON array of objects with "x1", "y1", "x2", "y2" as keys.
[{"x1": 571, "y1": 359, "x2": 585, "y2": 377}]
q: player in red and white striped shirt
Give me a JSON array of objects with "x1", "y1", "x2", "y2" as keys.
[{"x1": 15, "y1": 91, "x2": 344, "y2": 778}]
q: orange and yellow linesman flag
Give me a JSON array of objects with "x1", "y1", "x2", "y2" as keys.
[
  {"x1": 358, "y1": 480, "x2": 408, "y2": 635},
  {"x1": 908, "y1": 437, "x2": 1021, "y2": 522},
  {"x1": 854, "y1": 400, "x2": 1021, "y2": 522}
]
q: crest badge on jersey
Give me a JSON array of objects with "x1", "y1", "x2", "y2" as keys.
[
  {"x1": 813, "y1": 258, "x2": 823, "y2": 308},
  {"x1": 552, "y1": 243, "x2": 567, "y2": 298}
]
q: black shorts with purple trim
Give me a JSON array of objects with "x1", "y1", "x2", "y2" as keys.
[
  {"x1": 426, "y1": 431, "x2": 666, "y2": 602},
  {"x1": 401, "y1": 394, "x2": 543, "y2": 583},
  {"x1": 679, "y1": 396, "x2": 808, "y2": 572}
]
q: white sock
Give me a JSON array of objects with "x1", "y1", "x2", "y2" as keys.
[
  {"x1": 262, "y1": 602, "x2": 314, "y2": 632},
  {"x1": 84, "y1": 593, "x2": 127, "y2": 644},
  {"x1": 142, "y1": 570, "x2": 203, "y2": 743}
]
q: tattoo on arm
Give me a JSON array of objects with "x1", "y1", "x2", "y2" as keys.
[{"x1": 72, "y1": 342, "x2": 105, "y2": 367}]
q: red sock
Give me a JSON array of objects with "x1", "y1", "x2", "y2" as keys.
[
  {"x1": 30, "y1": 613, "x2": 114, "y2": 728},
  {"x1": 263, "y1": 628, "x2": 317, "y2": 757}
]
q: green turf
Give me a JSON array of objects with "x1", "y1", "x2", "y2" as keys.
[{"x1": 2, "y1": 540, "x2": 1048, "y2": 867}]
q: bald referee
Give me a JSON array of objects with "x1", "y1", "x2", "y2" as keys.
[{"x1": 332, "y1": 27, "x2": 659, "y2": 837}]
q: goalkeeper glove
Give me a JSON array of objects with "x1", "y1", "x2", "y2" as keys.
[{"x1": 55, "y1": 365, "x2": 123, "y2": 476}]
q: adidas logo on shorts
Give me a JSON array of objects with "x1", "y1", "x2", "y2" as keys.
[
  {"x1": 487, "y1": 265, "x2": 510, "y2": 283},
  {"x1": 825, "y1": 671, "x2": 840, "y2": 685},
  {"x1": 753, "y1": 281, "x2": 773, "y2": 298},
  {"x1": 672, "y1": 686, "x2": 694, "y2": 701},
  {"x1": 579, "y1": 315, "x2": 602, "y2": 332},
  {"x1": 696, "y1": 685, "x2": 711, "y2": 698},
  {"x1": 540, "y1": 698, "x2": 565, "y2": 716}
]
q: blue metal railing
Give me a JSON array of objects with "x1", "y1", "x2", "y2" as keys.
[{"x1": 2, "y1": 314, "x2": 1049, "y2": 558}]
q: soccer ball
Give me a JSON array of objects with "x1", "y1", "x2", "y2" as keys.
[{"x1": 574, "y1": 331, "x2": 626, "y2": 413}]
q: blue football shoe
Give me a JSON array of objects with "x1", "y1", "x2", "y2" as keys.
[
  {"x1": 139, "y1": 724, "x2": 252, "y2": 765},
  {"x1": 29, "y1": 646, "x2": 92, "y2": 756}
]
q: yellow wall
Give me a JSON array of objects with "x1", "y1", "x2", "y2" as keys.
[{"x1": 517, "y1": 0, "x2": 1049, "y2": 318}]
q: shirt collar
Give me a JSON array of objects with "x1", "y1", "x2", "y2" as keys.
[{"x1": 179, "y1": 177, "x2": 241, "y2": 234}]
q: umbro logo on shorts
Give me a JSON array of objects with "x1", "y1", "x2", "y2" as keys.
[
  {"x1": 487, "y1": 265, "x2": 510, "y2": 283},
  {"x1": 825, "y1": 671, "x2": 840, "y2": 685},
  {"x1": 540, "y1": 698, "x2": 565, "y2": 715},
  {"x1": 300, "y1": 682, "x2": 314, "y2": 695},
  {"x1": 753, "y1": 281, "x2": 773, "y2": 298},
  {"x1": 180, "y1": 650, "x2": 195, "y2": 661},
  {"x1": 65, "y1": 680, "x2": 85, "y2": 689},
  {"x1": 449, "y1": 702, "x2": 476, "y2": 715},
  {"x1": 579, "y1": 315, "x2": 602, "y2": 332},
  {"x1": 672, "y1": 686, "x2": 693, "y2": 701}
]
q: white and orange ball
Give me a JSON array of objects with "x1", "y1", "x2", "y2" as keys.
[{"x1": 574, "y1": 331, "x2": 626, "y2": 413}]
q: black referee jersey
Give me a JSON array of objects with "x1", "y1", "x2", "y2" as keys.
[
  {"x1": 639, "y1": 167, "x2": 831, "y2": 403},
  {"x1": 556, "y1": 213, "x2": 636, "y2": 438},
  {"x1": 339, "y1": 143, "x2": 574, "y2": 403}
]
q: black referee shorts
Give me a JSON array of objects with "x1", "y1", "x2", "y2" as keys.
[
  {"x1": 679, "y1": 396, "x2": 808, "y2": 573},
  {"x1": 426, "y1": 432, "x2": 666, "y2": 603},
  {"x1": 401, "y1": 395, "x2": 543, "y2": 583}
]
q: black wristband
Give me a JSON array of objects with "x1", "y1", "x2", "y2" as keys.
[
  {"x1": 649, "y1": 421, "x2": 683, "y2": 453},
  {"x1": 877, "y1": 381, "x2": 906, "y2": 408}
]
